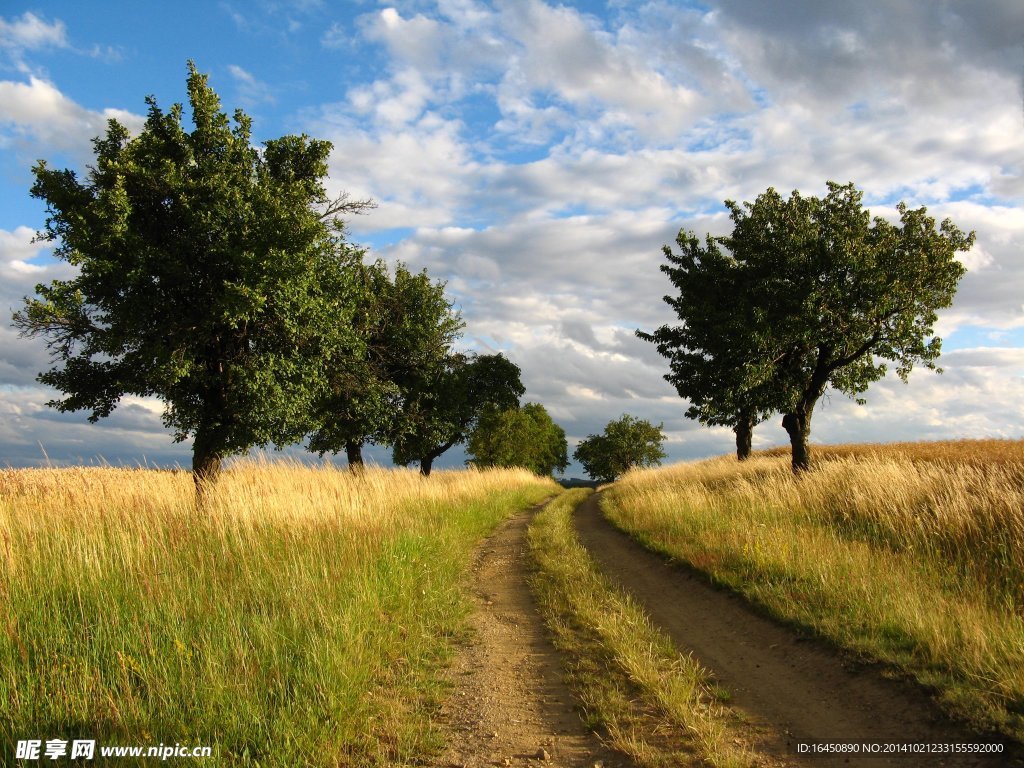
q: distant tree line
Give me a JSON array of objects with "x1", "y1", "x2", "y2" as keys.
[{"x1": 640, "y1": 182, "x2": 974, "y2": 473}]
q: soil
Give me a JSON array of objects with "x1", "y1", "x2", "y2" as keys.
[
  {"x1": 437, "y1": 501, "x2": 634, "y2": 768},
  {"x1": 573, "y1": 492, "x2": 1020, "y2": 768}
]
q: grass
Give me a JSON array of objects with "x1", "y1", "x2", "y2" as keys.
[
  {"x1": 527, "y1": 489, "x2": 754, "y2": 767},
  {"x1": 604, "y1": 439, "x2": 1024, "y2": 742},
  {"x1": 0, "y1": 460, "x2": 558, "y2": 766}
]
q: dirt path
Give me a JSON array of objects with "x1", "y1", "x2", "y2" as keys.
[
  {"x1": 573, "y1": 492, "x2": 1016, "y2": 768},
  {"x1": 438, "y1": 502, "x2": 633, "y2": 768}
]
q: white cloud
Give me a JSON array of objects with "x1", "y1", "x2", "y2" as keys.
[
  {"x1": 228, "y1": 64, "x2": 275, "y2": 107},
  {"x1": 0, "y1": 226, "x2": 45, "y2": 274},
  {"x1": 320, "y1": 21, "x2": 349, "y2": 49},
  {"x1": 0, "y1": 76, "x2": 144, "y2": 160},
  {"x1": 496, "y1": 0, "x2": 705, "y2": 143},
  {"x1": 312, "y1": 106, "x2": 481, "y2": 229},
  {"x1": 0, "y1": 227, "x2": 77, "y2": 389},
  {"x1": 347, "y1": 67, "x2": 434, "y2": 127},
  {"x1": 0, "y1": 11, "x2": 124, "y2": 72},
  {"x1": 361, "y1": 7, "x2": 446, "y2": 74},
  {"x1": 0, "y1": 11, "x2": 68, "y2": 55}
]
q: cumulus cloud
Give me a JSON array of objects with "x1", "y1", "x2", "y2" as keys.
[
  {"x1": 0, "y1": 387, "x2": 187, "y2": 468},
  {"x1": 713, "y1": 0, "x2": 1024, "y2": 107},
  {"x1": 0, "y1": 75, "x2": 143, "y2": 161},
  {"x1": 495, "y1": 1, "x2": 706, "y2": 143},
  {"x1": 333, "y1": 1, "x2": 1024, "y2": 469}
]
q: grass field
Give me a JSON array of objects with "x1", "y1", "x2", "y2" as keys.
[
  {"x1": 0, "y1": 461, "x2": 557, "y2": 766},
  {"x1": 603, "y1": 439, "x2": 1024, "y2": 742}
]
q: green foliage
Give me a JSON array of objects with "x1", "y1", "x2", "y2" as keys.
[
  {"x1": 637, "y1": 229, "x2": 779, "y2": 459},
  {"x1": 467, "y1": 402, "x2": 569, "y2": 476},
  {"x1": 643, "y1": 181, "x2": 973, "y2": 472},
  {"x1": 392, "y1": 353, "x2": 525, "y2": 475},
  {"x1": 13, "y1": 61, "x2": 367, "y2": 481},
  {"x1": 308, "y1": 261, "x2": 463, "y2": 465},
  {"x1": 728, "y1": 182, "x2": 973, "y2": 470},
  {"x1": 573, "y1": 414, "x2": 666, "y2": 484}
]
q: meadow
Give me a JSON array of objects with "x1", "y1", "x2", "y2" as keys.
[
  {"x1": 603, "y1": 439, "x2": 1024, "y2": 741},
  {"x1": 0, "y1": 461, "x2": 557, "y2": 766}
]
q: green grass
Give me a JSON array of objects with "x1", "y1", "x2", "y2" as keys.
[
  {"x1": 527, "y1": 489, "x2": 754, "y2": 767},
  {"x1": 605, "y1": 447, "x2": 1024, "y2": 742},
  {"x1": 0, "y1": 463, "x2": 558, "y2": 766}
]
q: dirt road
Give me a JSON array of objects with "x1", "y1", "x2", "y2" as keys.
[
  {"x1": 438, "y1": 502, "x2": 633, "y2": 768},
  {"x1": 573, "y1": 492, "x2": 1016, "y2": 767}
]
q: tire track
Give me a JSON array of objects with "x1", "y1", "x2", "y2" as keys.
[
  {"x1": 573, "y1": 492, "x2": 1015, "y2": 768},
  {"x1": 438, "y1": 501, "x2": 634, "y2": 768}
]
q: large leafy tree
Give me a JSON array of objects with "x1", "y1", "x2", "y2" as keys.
[
  {"x1": 308, "y1": 261, "x2": 462, "y2": 469},
  {"x1": 727, "y1": 182, "x2": 973, "y2": 472},
  {"x1": 648, "y1": 182, "x2": 973, "y2": 473},
  {"x1": 13, "y1": 62, "x2": 368, "y2": 488},
  {"x1": 392, "y1": 352, "x2": 525, "y2": 476},
  {"x1": 638, "y1": 230, "x2": 782, "y2": 460},
  {"x1": 573, "y1": 414, "x2": 666, "y2": 484},
  {"x1": 467, "y1": 402, "x2": 568, "y2": 476}
]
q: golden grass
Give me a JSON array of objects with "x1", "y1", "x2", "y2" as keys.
[
  {"x1": 605, "y1": 440, "x2": 1024, "y2": 741},
  {"x1": 0, "y1": 460, "x2": 558, "y2": 766},
  {"x1": 759, "y1": 437, "x2": 1024, "y2": 467}
]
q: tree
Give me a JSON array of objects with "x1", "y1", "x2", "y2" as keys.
[
  {"x1": 392, "y1": 353, "x2": 525, "y2": 476},
  {"x1": 724, "y1": 182, "x2": 973, "y2": 472},
  {"x1": 638, "y1": 230, "x2": 782, "y2": 460},
  {"x1": 12, "y1": 62, "x2": 369, "y2": 490},
  {"x1": 649, "y1": 182, "x2": 974, "y2": 473},
  {"x1": 307, "y1": 261, "x2": 463, "y2": 470},
  {"x1": 467, "y1": 402, "x2": 568, "y2": 476},
  {"x1": 573, "y1": 415, "x2": 666, "y2": 483}
]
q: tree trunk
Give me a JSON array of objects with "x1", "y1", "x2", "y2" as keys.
[
  {"x1": 346, "y1": 441, "x2": 365, "y2": 472},
  {"x1": 419, "y1": 438, "x2": 457, "y2": 478},
  {"x1": 734, "y1": 413, "x2": 753, "y2": 461},
  {"x1": 192, "y1": 431, "x2": 224, "y2": 504},
  {"x1": 781, "y1": 408, "x2": 813, "y2": 474}
]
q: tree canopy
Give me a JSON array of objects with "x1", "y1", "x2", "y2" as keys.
[
  {"x1": 308, "y1": 260, "x2": 463, "y2": 469},
  {"x1": 13, "y1": 62, "x2": 370, "y2": 487},
  {"x1": 637, "y1": 229, "x2": 780, "y2": 460},
  {"x1": 573, "y1": 414, "x2": 666, "y2": 484},
  {"x1": 643, "y1": 181, "x2": 973, "y2": 472},
  {"x1": 467, "y1": 402, "x2": 568, "y2": 476},
  {"x1": 391, "y1": 352, "x2": 525, "y2": 475}
]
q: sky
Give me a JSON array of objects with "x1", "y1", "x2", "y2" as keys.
[{"x1": 1, "y1": 1, "x2": 1022, "y2": 474}]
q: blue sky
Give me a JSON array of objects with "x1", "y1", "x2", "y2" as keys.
[{"x1": 1, "y1": 1, "x2": 1023, "y2": 472}]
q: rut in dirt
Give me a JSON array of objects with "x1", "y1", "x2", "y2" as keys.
[
  {"x1": 438, "y1": 502, "x2": 634, "y2": 768},
  {"x1": 573, "y1": 492, "x2": 1017, "y2": 768}
]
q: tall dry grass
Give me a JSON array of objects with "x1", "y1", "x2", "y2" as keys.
[
  {"x1": 760, "y1": 437, "x2": 1024, "y2": 467},
  {"x1": 605, "y1": 440, "x2": 1024, "y2": 741},
  {"x1": 0, "y1": 460, "x2": 557, "y2": 766}
]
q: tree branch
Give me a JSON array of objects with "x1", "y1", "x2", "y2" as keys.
[{"x1": 319, "y1": 191, "x2": 377, "y2": 221}]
